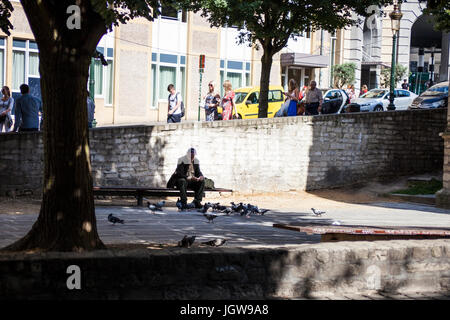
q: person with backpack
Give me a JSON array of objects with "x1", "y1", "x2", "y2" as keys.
[{"x1": 167, "y1": 84, "x2": 184, "y2": 123}]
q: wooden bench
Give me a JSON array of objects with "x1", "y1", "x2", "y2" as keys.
[{"x1": 93, "y1": 186, "x2": 233, "y2": 206}]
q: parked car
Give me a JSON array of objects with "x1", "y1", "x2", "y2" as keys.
[
  {"x1": 351, "y1": 88, "x2": 418, "y2": 112},
  {"x1": 320, "y1": 89, "x2": 351, "y2": 114},
  {"x1": 409, "y1": 81, "x2": 448, "y2": 110},
  {"x1": 218, "y1": 86, "x2": 285, "y2": 119}
]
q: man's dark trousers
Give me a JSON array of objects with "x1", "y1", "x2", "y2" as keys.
[
  {"x1": 176, "y1": 178, "x2": 205, "y2": 205},
  {"x1": 305, "y1": 102, "x2": 320, "y2": 115},
  {"x1": 167, "y1": 114, "x2": 182, "y2": 123}
]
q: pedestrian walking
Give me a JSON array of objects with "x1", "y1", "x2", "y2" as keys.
[
  {"x1": 204, "y1": 81, "x2": 220, "y2": 121},
  {"x1": 304, "y1": 81, "x2": 323, "y2": 115},
  {"x1": 87, "y1": 90, "x2": 95, "y2": 128},
  {"x1": 0, "y1": 86, "x2": 14, "y2": 133},
  {"x1": 221, "y1": 80, "x2": 236, "y2": 120},
  {"x1": 13, "y1": 84, "x2": 41, "y2": 132},
  {"x1": 167, "y1": 84, "x2": 183, "y2": 123}
]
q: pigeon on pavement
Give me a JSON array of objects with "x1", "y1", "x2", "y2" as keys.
[
  {"x1": 212, "y1": 203, "x2": 227, "y2": 212},
  {"x1": 203, "y1": 212, "x2": 218, "y2": 223},
  {"x1": 155, "y1": 200, "x2": 166, "y2": 209},
  {"x1": 108, "y1": 213, "x2": 124, "y2": 224},
  {"x1": 257, "y1": 208, "x2": 270, "y2": 215},
  {"x1": 231, "y1": 202, "x2": 244, "y2": 212},
  {"x1": 221, "y1": 207, "x2": 233, "y2": 215},
  {"x1": 198, "y1": 202, "x2": 212, "y2": 213},
  {"x1": 147, "y1": 202, "x2": 163, "y2": 213},
  {"x1": 201, "y1": 239, "x2": 227, "y2": 247},
  {"x1": 178, "y1": 235, "x2": 196, "y2": 248},
  {"x1": 176, "y1": 198, "x2": 183, "y2": 211},
  {"x1": 311, "y1": 208, "x2": 326, "y2": 216}
]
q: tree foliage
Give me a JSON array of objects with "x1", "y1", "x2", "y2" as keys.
[
  {"x1": 380, "y1": 65, "x2": 408, "y2": 88},
  {"x1": 422, "y1": 0, "x2": 450, "y2": 32},
  {"x1": 0, "y1": 0, "x2": 166, "y2": 36},
  {"x1": 0, "y1": 0, "x2": 180, "y2": 252},
  {"x1": 332, "y1": 63, "x2": 357, "y2": 88},
  {"x1": 180, "y1": 0, "x2": 393, "y2": 117}
]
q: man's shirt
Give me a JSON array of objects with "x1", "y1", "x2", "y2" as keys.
[
  {"x1": 305, "y1": 88, "x2": 323, "y2": 104},
  {"x1": 13, "y1": 94, "x2": 41, "y2": 131}
]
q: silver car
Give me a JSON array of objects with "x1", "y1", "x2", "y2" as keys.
[{"x1": 353, "y1": 89, "x2": 418, "y2": 111}]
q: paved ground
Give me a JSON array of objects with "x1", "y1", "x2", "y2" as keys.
[{"x1": 1, "y1": 199, "x2": 450, "y2": 249}]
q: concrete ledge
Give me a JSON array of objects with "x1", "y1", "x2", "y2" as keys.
[
  {"x1": 436, "y1": 189, "x2": 450, "y2": 208},
  {"x1": 1, "y1": 239, "x2": 450, "y2": 299}
]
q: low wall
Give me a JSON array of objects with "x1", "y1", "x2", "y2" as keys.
[
  {"x1": 1, "y1": 239, "x2": 449, "y2": 299},
  {"x1": 0, "y1": 109, "x2": 446, "y2": 195}
]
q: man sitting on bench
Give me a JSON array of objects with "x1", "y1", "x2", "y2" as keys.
[{"x1": 167, "y1": 148, "x2": 205, "y2": 210}]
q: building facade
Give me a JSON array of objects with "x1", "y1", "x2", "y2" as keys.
[
  {"x1": 318, "y1": 1, "x2": 450, "y2": 95},
  {"x1": 0, "y1": 2, "x2": 330, "y2": 126}
]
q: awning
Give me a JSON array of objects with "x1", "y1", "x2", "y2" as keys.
[{"x1": 281, "y1": 52, "x2": 329, "y2": 68}]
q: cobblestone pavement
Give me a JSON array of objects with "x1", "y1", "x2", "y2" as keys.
[{"x1": 1, "y1": 200, "x2": 450, "y2": 248}]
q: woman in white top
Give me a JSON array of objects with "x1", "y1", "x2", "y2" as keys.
[{"x1": 0, "y1": 86, "x2": 14, "y2": 132}]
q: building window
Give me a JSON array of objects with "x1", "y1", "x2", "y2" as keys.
[
  {"x1": 90, "y1": 46, "x2": 114, "y2": 105},
  {"x1": 161, "y1": 5, "x2": 187, "y2": 22},
  {"x1": 0, "y1": 37, "x2": 5, "y2": 87},
  {"x1": 150, "y1": 52, "x2": 186, "y2": 108},
  {"x1": 220, "y1": 59, "x2": 251, "y2": 95},
  {"x1": 12, "y1": 39, "x2": 39, "y2": 92}
]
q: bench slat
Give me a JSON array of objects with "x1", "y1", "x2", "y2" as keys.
[{"x1": 93, "y1": 186, "x2": 232, "y2": 206}]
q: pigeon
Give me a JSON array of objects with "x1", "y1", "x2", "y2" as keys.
[
  {"x1": 212, "y1": 203, "x2": 227, "y2": 212},
  {"x1": 155, "y1": 200, "x2": 166, "y2": 209},
  {"x1": 311, "y1": 208, "x2": 326, "y2": 216},
  {"x1": 240, "y1": 205, "x2": 250, "y2": 216},
  {"x1": 108, "y1": 213, "x2": 124, "y2": 224},
  {"x1": 247, "y1": 204, "x2": 259, "y2": 214},
  {"x1": 176, "y1": 198, "x2": 183, "y2": 211},
  {"x1": 203, "y1": 212, "x2": 218, "y2": 223},
  {"x1": 178, "y1": 235, "x2": 196, "y2": 248},
  {"x1": 201, "y1": 239, "x2": 227, "y2": 247},
  {"x1": 231, "y1": 202, "x2": 244, "y2": 212},
  {"x1": 257, "y1": 209, "x2": 270, "y2": 215},
  {"x1": 221, "y1": 207, "x2": 233, "y2": 215},
  {"x1": 198, "y1": 202, "x2": 212, "y2": 214},
  {"x1": 147, "y1": 202, "x2": 163, "y2": 213}
]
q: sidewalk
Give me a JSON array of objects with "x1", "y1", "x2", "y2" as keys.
[{"x1": 1, "y1": 197, "x2": 450, "y2": 249}]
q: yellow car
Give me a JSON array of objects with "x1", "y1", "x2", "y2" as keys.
[{"x1": 218, "y1": 86, "x2": 285, "y2": 119}]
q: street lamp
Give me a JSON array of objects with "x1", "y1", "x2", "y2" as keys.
[{"x1": 387, "y1": 3, "x2": 403, "y2": 111}]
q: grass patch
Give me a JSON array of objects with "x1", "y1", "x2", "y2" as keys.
[{"x1": 391, "y1": 178, "x2": 443, "y2": 195}]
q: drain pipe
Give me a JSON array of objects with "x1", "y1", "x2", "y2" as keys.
[{"x1": 319, "y1": 29, "x2": 324, "y2": 87}]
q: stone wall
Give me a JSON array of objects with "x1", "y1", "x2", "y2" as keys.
[
  {"x1": 1, "y1": 239, "x2": 450, "y2": 299},
  {"x1": 0, "y1": 109, "x2": 446, "y2": 196}
]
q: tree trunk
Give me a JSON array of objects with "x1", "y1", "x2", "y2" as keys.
[
  {"x1": 3, "y1": 48, "x2": 105, "y2": 252},
  {"x1": 2, "y1": 1, "x2": 106, "y2": 252},
  {"x1": 258, "y1": 50, "x2": 274, "y2": 118}
]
